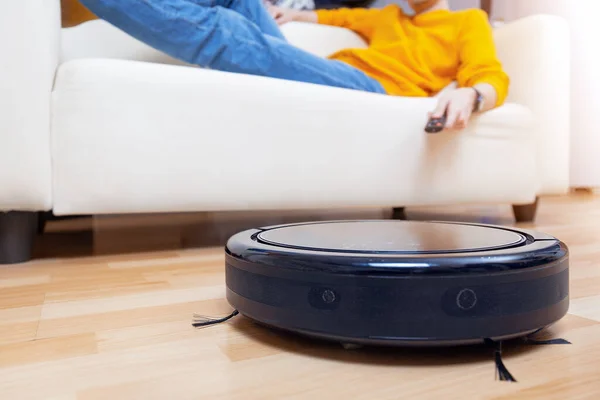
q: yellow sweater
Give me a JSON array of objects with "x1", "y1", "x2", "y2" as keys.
[{"x1": 316, "y1": 6, "x2": 509, "y2": 106}]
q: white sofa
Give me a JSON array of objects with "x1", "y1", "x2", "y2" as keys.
[{"x1": 0, "y1": 1, "x2": 570, "y2": 264}]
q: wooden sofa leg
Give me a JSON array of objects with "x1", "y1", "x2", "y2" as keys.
[
  {"x1": 512, "y1": 197, "x2": 539, "y2": 223},
  {"x1": 0, "y1": 211, "x2": 38, "y2": 264},
  {"x1": 391, "y1": 207, "x2": 407, "y2": 220}
]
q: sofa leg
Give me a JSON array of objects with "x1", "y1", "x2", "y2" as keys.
[
  {"x1": 37, "y1": 211, "x2": 48, "y2": 235},
  {"x1": 391, "y1": 207, "x2": 407, "y2": 220},
  {"x1": 0, "y1": 211, "x2": 38, "y2": 265},
  {"x1": 512, "y1": 197, "x2": 539, "y2": 223}
]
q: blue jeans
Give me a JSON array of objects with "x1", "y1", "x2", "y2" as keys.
[{"x1": 78, "y1": 0, "x2": 386, "y2": 94}]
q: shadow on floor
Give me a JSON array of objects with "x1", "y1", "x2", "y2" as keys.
[
  {"x1": 33, "y1": 205, "x2": 517, "y2": 260},
  {"x1": 220, "y1": 313, "x2": 548, "y2": 371}
]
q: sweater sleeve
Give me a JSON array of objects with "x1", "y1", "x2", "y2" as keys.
[
  {"x1": 456, "y1": 10, "x2": 510, "y2": 107},
  {"x1": 315, "y1": 8, "x2": 382, "y2": 41}
]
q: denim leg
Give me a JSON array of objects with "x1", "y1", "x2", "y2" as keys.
[
  {"x1": 180, "y1": 0, "x2": 285, "y2": 40},
  {"x1": 79, "y1": 0, "x2": 386, "y2": 93}
]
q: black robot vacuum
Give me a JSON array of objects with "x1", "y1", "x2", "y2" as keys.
[{"x1": 225, "y1": 220, "x2": 569, "y2": 347}]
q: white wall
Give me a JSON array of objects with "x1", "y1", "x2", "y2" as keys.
[{"x1": 493, "y1": 0, "x2": 600, "y2": 188}]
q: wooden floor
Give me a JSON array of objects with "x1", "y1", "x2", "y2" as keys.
[{"x1": 2, "y1": 193, "x2": 600, "y2": 399}]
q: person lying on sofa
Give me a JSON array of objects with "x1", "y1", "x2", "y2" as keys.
[{"x1": 78, "y1": 0, "x2": 509, "y2": 131}]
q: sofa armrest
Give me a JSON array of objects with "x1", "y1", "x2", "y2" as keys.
[
  {"x1": 494, "y1": 15, "x2": 571, "y2": 194},
  {"x1": 280, "y1": 22, "x2": 368, "y2": 58},
  {"x1": 0, "y1": 0, "x2": 60, "y2": 210}
]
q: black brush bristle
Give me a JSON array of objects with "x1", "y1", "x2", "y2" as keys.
[
  {"x1": 192, "y1": 309, "x2": 239, "y2": 328},
  {"x1": 524, "y1": 329, "x2": 571, "y2": 345},
  {"x1": 494, "y1": 348, "x2": 517, "y2": 382},
  {"x1": 485, "y1": 339, "x2": 517, "y2": 382},
  {"x1": 525, "y1": 337, "x2": 571, "y2": 345}
]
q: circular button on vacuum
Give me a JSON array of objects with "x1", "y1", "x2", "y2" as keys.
[
  {"x1": 456, "y1": 288, "x2": 478, "y2": 310},
  {"x1": 322, "y1": 289, "x2": 336, "y2": 304},
  {"x1": 308, "y1": 287, "x2": 339, "y2": 310}
]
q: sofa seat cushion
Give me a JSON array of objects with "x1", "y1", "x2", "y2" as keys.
[{"x1": 51, "y1": 58, "x2": 537, "y2": 215}]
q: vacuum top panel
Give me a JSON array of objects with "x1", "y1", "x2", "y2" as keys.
[{"x1": 256, "y1": 221, "x2": 527, "y2": 254}]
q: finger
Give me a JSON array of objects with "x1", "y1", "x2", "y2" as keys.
[
  {"x1": 277, "y1": 15, "x2": 290, "y2": 25},
  {"x1": 452, "y1": 119, "x2": 465, "y2": 131},
  {"x1": 456, "y1": 109, "x2": 471, "y2": 129},
  {"x1": 453, "y1": 113, "x2": 465, "y2": 130},
  {"x1": 270, "y1": 7, "x2": 284, "y2": 21},
  {"x1": 431, "y1": 98, "x2": 449, "y2": 118},
  {"x1": 444, "y1": 104, "x2": 460, "y2": 129}
]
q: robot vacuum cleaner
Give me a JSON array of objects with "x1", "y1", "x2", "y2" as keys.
[{"x1": 225, "y1": 220, "x2": 569, "y2": 347}]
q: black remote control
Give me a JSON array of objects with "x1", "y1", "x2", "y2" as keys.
[{"x1": 424, "y1": 111, "x2": 447, "y2": 133}]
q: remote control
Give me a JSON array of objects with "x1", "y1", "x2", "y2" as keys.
[{"x1": 424, "y1": 111, "x2": 447, "y2": 133}]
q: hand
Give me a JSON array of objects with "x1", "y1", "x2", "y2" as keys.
[
  {"x1": 267, "y1": 5, "x2": 299, "y2": 25},
  {"x1": 266, "y1": 5, "x2": 317, "y2": 25},
  {"x1": 430, "y1": 88, "x2": 477, "y2": 131}
]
